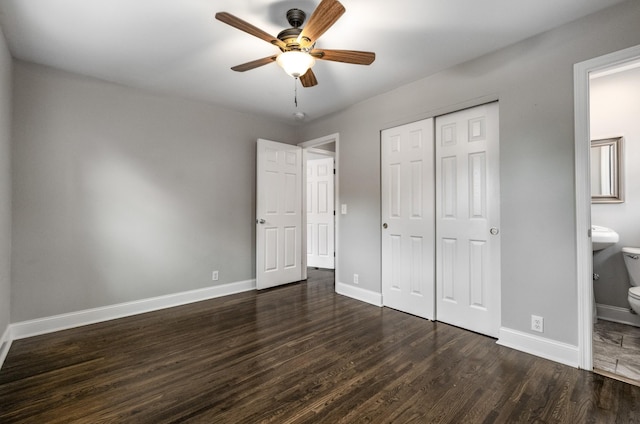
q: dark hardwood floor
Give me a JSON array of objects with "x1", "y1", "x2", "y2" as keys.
[{"x1": 1, "y1": 268, "x2": 639, "y2": 423}]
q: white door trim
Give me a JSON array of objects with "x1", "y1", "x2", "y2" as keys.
[
  {"x1": 574, "y1": 44, "x2": 640, "y2": 371},
  {"x1": 299, "y1": 134, "x2": 340, "y2": 283}
]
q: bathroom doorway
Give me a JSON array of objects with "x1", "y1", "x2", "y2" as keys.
[
  {"x1": 590, "y1": 58, "x2": 640, "y2": 385},
  {"x1": 574, "y1": 44, "x2": 640, "y2": 385}
]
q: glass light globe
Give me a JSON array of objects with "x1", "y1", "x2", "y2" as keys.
[{"x1": 276, "y1": 51, "x2": 315, "y2": 78}]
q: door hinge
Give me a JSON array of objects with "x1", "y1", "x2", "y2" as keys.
[{"x1": 333, "y1": 168, "x2": 336, "y2": 175}]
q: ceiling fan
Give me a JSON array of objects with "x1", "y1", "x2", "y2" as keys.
[{"x1": 215, "y1": 0, "x2": 375, "y2": 88}]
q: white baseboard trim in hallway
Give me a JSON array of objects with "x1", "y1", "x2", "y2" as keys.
[
  {"x1": 497, "y1": 327, "x2": 580, "y2": 368},
  {"x1": 9, "y1": 279, "x2": 256, "y2": 341},
  {"x1": 336, "y1": 282, "x2": 383, "y2": 307}
]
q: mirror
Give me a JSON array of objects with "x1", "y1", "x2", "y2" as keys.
[{"x1": 591, "y1": 137, "x2": 624, "y2": 203}]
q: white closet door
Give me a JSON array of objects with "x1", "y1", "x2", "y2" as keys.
[
  {"x1": 435, "y1": 102, "x2": 500, "y2": 337},
  {"x1": 381, "y1": 118, "x2": 435, "y2": 320}
]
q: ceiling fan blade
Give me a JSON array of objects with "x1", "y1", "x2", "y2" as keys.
[
  {"x1": 300, "y1": 69, "x2": 318, "y2": 87},
  {"x1": 312, "y1": 49, "x2": 376, "y2": 65},
  {"x1": 297, "y1": 0, "x2": 345, "y2": 46},
  {"x1": 231, "y1": 55, "x2": 278, "y2": 72},
  {"x1": 215, "y1": 12, "x2": 285, "y2": 49}
]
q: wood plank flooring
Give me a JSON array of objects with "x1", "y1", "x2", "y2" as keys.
[{"x1": 1, "y1": 268, "x2": 639, "y2": 423}]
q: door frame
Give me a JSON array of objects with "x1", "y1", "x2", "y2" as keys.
[
  {"x1": 574, "y1": 44, "x2": 640, "y2": 370},
  {"x1": 299, "y1": 133, "x2": 340, "y2": 282}
]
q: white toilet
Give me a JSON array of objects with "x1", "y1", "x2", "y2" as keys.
[{"x1": 623, "y1": 247, "x2": 640, "y2": 314}]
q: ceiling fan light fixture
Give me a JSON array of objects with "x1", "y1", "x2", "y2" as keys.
[{"x1": 277, "y1": 51, "x2": 315, "y2": 78}]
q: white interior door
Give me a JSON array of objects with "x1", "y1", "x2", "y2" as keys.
[
  {"x1": 256, "y1": 139, "x2": 303, "y2": 289},
  {"x1": 435, "y1": 102, "x2": 500, "y2": 337},
  {"x1": 307, "y1": 156, "x2": 335, "y2": 269},
  {"x1": 381, "y1": 118, "x2": 435, "y2": 320}
]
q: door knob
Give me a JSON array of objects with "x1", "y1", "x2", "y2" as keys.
[
  {"x1": 257, "y1": 219, "x2": 266, "y2": 224},
  {"x1": 489, "y1": 227, "x2": 499, "y2": 235},
  {"x1": 383, "y1": 223, "x2": 388, "y2": 229}
]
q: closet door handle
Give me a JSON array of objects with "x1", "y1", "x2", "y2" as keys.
[
  {"x1": 382, "y1": 223, "x2": 388, "y2": 229},
  {"x1": 490, "y1": 227, "x2": 499, "y2": 235}
]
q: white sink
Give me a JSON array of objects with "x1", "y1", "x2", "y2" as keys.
[{"x1": 592, "y1": 225, "x2": 619, "y2": 251}]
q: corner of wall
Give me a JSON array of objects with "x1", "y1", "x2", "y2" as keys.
[
  {"x1": 0, "y1": 18, "x2": 13, "y2": 362},
  {"x1": 0, "y1": 326, "x2": 11, "y2": 369}
]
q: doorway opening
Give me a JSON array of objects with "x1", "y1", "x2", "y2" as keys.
[
  {"x1": 574, "y1": 44, "x2": 640, "y2": 380},
  {"x1": 590, "y1": 59, "x2": 640, "y2": 385},
  {"x1": 299, "y1": 134, "x2": 339, "y2": 286}
]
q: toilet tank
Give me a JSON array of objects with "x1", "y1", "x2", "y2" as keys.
[{"x1": 622, "y1": 247, "x2": 640, "y2": 287}]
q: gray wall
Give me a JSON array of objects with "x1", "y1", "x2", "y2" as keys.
[
  {"x1": 591, "y1": 67, "x2": 640, "y2": 309},
  {"x1": 7, "y1": 0, "x2": 640, "y2": 347},
  {"x1": 299, "y1": 0, "x2": 640, "y2": 345},
  {"x1": 11, "y1": 61, "x2": 297, "y2": 322},
  {"x1": 0, "y1": 25, "x2": 12, "y2": 336}
]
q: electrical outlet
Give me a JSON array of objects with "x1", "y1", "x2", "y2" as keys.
[
  {"x1": 531, "y1": 315, "x2": 544, "y2": 333},
  {"x1": 212, "y1": 270, "x2": 219, "y2": 281},
  {"x1": 353, "y1": 274, "x2": 359, "y2": 284}
]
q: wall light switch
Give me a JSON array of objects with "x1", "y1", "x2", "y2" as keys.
[{"x1": 341, "y1": 204, "x2": 347, "y2": 214}]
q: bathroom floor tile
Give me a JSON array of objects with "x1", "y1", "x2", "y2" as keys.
[
  {"x1": 593, "y1": 319, "x2": 640, "y2": 385},
  {"x1": 593, "y1": 353, "x2": 618, "y2": 374},
  {"x1": 616, "y1": 361, "x2": 640, "y2": 381},
  {"x1": 593, "y1": 329, "x2": 622, "y2": 346},
  {"x1": 595, "y1": 319, "x2": 627, "y2": 334},
  {"x1": 613, "y1": 346, "x2": 640, "y2": 367},
  {"x1": 593, "y1": 338, "x2": 619, "y2": 356},
  {"x1": 622, "y1": 334, "x2": 640, "y2": 349}
]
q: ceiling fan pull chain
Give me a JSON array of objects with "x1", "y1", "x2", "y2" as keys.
[{"x1": 294, "y1": 78, "x2": 298, "y2": 108}]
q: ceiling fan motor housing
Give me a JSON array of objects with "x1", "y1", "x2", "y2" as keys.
[{"x1": 277, "y1": 9, "x2": 312, "y2": 51}]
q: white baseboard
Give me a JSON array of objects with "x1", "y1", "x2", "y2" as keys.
[
  {"x1": 0, "y1": 326, "x2": 12, "y2": 369},
  {"x1": 335, "y1": 282, "x2": 382, "y2": 307},
  {"x1": 596, "y1": 303, "x2": 640, "y2": 327},
  {"x1": 10, "y1": 279, "x2": 256, "y2": 341},
  {"x1": 497, "y1": 327, "x2": 580, "y2": 368}
]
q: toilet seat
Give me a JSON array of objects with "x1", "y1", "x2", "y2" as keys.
[
  {"x1": 629, "y1": 286, "x2": 640, "y2": 301},
  {"x1": 622, "y1": 247, "x2": 640, "y2": 256}
]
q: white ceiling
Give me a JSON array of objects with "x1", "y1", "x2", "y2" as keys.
[{"x1": 0, "y1": 0, "x2": 628, "y2": 124}]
